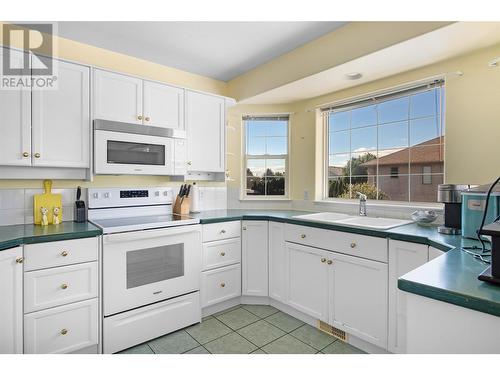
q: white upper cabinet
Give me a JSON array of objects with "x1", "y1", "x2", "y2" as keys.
[
  {"x1": 32, "y1": 60, "x2": 90, "y2": 168},
  {"x1": 93, "y1": 69, "x2": 143, "y2": 124},
  {"x1": 0, "y1": 247, "x2": 23, "y2": 354},
  {"x1": 186, "y1": 90, "x2": 225, "y2": 172},
  {"x1": 241, "y1": 221, "x2": 269, "y2": 297},
  {"x1": 143, "y1": 80, "x2": 184, "y2": 129},
  {"x1": 0, "y1": 48, "x2": 31, "y2": 166}
]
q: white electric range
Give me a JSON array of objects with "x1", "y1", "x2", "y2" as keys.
[{"x1": 88, "y1": 187, "x2": 202, "y2": 354}]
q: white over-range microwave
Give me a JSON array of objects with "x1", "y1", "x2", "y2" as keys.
[{"x1": 94, "y1": 119, "x2": 187, "y2": 175}]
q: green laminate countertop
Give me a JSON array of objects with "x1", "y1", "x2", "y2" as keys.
[
  {"x1": 0, "y1": 221, "x2": 102, "y2": 251},
  {"x1": 191, "y1": 209, "x2": 499, "y2": 317}
]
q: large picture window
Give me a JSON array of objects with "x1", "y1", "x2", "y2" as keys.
[
  {"x1": 324, "y1": 80, "x2": 444, "y2": 203},
  {"x1": 243, "y1": 115, "x2": 289, "y2": 198}
]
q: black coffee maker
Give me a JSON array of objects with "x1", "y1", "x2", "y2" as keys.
[{"x1": 437, "y1": 184, "x2": 469, "y2": 235}]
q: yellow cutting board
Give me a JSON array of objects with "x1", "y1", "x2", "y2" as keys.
[{"x1": 33, "y1": 180, "x2": 62, "y2": 225}]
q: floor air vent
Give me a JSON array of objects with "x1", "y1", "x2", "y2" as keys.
[{"x1": 318, "y1": 321, "x2": 347, "y2": 341}]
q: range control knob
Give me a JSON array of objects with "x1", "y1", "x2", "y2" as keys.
[
  {"x1": 155, "y1": 191, "x2": 160, "y2": 197},
  {"x1": 104, "y1": 192, "x2": 110, "y2": 199},
  {"x1": 163, "y1": 191, "x2": 169, "y2": 197}
]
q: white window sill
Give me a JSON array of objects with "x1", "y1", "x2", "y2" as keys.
[
  {"x1": 239, "y1": 197, "x2": 291, "y2": 202},
  {"x1": 314, "y1": 199, "x2": 443, "y2": 211}
]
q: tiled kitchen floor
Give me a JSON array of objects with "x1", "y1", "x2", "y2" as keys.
[{"x1": 118, "y1": 304, "x2": 367, "y2": 354}]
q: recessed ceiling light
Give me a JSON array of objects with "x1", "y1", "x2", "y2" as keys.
[{"x1": 345, "y1": 72, "x2": 363, "y2": 80}]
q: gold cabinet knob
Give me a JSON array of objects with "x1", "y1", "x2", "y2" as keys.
[
  {"x1": 220, "y1": 251, "x2": 226, "y2": 256},
  {"x1": 242, "y1": 226, "x2": 246, "y2": 230},
  {"x1": 187, "y1": 161, "x2": 192, "y2": 166},
  {"x1": 327, "y1": 260, "x2": 333, "y2": 265},
  {"x1": 61, "y1": 284, "x2": 68, "y2": 290},
  {"x1": 15, "y1": 257, "x2": 24, "y2": 264},
  {"x1": 145, "y1": 117, "x2": 150, "y2": 121},
  {"x1": 220, "y1": 229, "x2": 226, "y2": 234},
  {"x1": 137, "y1": 115, "x2": 143, "y2": 120},
  {"x1": 350, "y1": 242, "x2": 357, "y2": 248},
  {"x1": 60, "y1": 329, "x2": 68, "y2": 335},
  {"x1": 220, "y1": 282, "x2": 226, "y2": 288},
  {"x1": 61, "y1": 250, "x2": 68, "y2": 257},
  {"x1": 22, "y1": 152, "x2": 29, "y2": 157},
  {"x1": 300, "y1": 234, "x2": 306, "y2": 239},
  {"x1": 321, "y1": 258, "x2": 326, "y2": 263},
  {"x1": 34, "y1": 153, "x2": 41, "y2": 158}
]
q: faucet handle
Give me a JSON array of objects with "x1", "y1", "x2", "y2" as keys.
[{"x1": 356, "y1": 192, "x2": 367, "y2": 201}]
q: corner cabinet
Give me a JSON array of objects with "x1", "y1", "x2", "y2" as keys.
[
  {"x1": 241, "y1": 221, "x2": 269, "y2": 297},
  {"x1": 268, "y1": 222, "x2": 287, "y2": 303},
  {"x1": 0, "y1": 247, "x2": 23, "y2": 354},
  {"x1": 185, "y1": 90, "x2": 225, "y2": 173}
]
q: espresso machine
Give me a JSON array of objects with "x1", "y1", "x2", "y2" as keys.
[{"x1": 437, "y1": 184, "x2": 469, "y2": 235}]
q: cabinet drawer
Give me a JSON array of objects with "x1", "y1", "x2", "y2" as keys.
[
  {"x1": 201, "y1": 264, "x2": 241, "y2": 307},
  {"x1": 24, "y1": 298, "x2": 98, "y2": 354},
  {"x1": 24, "y1": 262, "x2": 98, "y2": 313},
  {"x1": 24, "y1": 237, "x2": 98, "y2": 271},
  {"x1": 202, "y1": 221, "x2": 241, "y2": 242},
  {"x1": 285, "y1": 224, "x2": 388, "y2": 263},
  {"x1": 203, "y1": 237, "x2": 241, "y2": 271}
]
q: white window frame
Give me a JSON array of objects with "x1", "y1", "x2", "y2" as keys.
[
  {"x1": 321, "y1": 77, "x2": 445, "y2": 205},
  {"x1": 241, "y1": 114, "x2": 291, "y2": 200}
]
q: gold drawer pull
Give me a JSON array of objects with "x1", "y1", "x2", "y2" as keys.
[
  {"x1": 34, "y1": 153, "x2": 41, "y2": 158},
  {"x1": 61, "y1": 250, "x2": 68, "y2": 257},
  {"x1": 220, "y1": 251, "x2": 226, "y2": 256},
  {"x1": 300, "y1": 234, "x2": 306, "y2": 239},
  {"x1": 242, "y1": 226, "x2": 247, "y2": 230},
  {"x1": 61, "y1": 284, "x2": 68, "y2": 290},
  {"x1": 16, "y1": 257, "x2": 24, "y2": 264},
  {"x1": 321, "y1": 258, "x2": 326, "y2": 263},
  {"x1": 327, "y1": 260, "x2": 333, "y2": 265},
  {"x1": 60, "y1": 329, "x2": 68, "y2": 335},
  {"x1": 22, "y1": 152, "x2": 29, "y2": 157},
  {"x1": 220, "y1": 229, "x2": 226, "y2": 234},
  {"x1": 137, "y1": 115, "x2": 143, "y2": 120},
  {"x1": 145, "y1": 117, "x2": 150, "y2": 121},
  {"x1": 220, "y1": 282, "x2": 226, "y2": 288},
  {"x1": 350, "y1": 242, "x2": 357, "y2": 248}
]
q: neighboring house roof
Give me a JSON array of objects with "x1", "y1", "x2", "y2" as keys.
[{"x1": 362, "y1": 136, "x2": 444, "y2": 167}]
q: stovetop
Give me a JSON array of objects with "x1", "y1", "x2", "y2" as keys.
[{"x1": 90, "y1": 213, "x2": 199, "y2": 234}]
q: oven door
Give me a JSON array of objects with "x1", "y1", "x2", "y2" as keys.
[
  {"x1": 94, "y1": 129, "x2": 174, "y2": 175},
  {"x1": 102, "y1": 225, "x2": 201, "y2": 316}
]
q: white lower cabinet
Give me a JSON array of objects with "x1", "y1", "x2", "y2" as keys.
[
  {"x1": 269, "y1": 222, "x2": 286, "y2": 303},
  {"x1": 24, "y1": 298, "x2": 98, "y2": 354},
  {"x1": 388, "y1": 240, "x2": 429, "y2": 353},
  {"x1": 0, "y1": 247, "x2": 23, "y2": 354},
  {"x1": 201, "y1": 264, "x2": 241, "y2": 307},
  {"x1": 242, "y1": 221, "x2": 269, "y2": 297}
]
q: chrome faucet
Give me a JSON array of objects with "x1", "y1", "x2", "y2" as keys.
[{"x1": 356, "y1": 192, "x2": 367, "y2": 216}]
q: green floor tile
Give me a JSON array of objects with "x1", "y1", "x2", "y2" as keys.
[
  {"x1": 289, "y1": 324, "x2": 337, "y2": 350},
  {"x1": 241, "y1": 304, "x2": 279, "y2": 318},
  {"x1": 264, "y1": 311, "x2": 305, "y2": 333},
  {"x1": 261, "y1": 334, "x2": 317, "y2": 354},
  {"x1": 250, "y1": 349, "x2": 266, "y2": 354},
  {"x1": 212, "y1": 304, "x2": 242, "y2": 316},
  {"x1": 321, "y1": 340, "x2": 366, "y2": 354},
  {"x1": 215, "y1": 307, "x2": 260, "y2": 330},
  {"x1": 204, "y1": 332, "x2": 258, "y2": 354},
  {"x1": 117, "y1": 343, "x2": 153, "y2": 354},
  {"x1": 184, "y1": 346, "x2": 210, "y2": 354},
  {"x1": 237, "y1": 320, "x2": 286, "y2": 347},
  {"x1": 148, "y1": 330, "x2": 199, "y2": 354},
  {"x1": 185, "y1": 317, "x2": 232, "y2": 344}
]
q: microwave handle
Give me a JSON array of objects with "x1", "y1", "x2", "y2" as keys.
[{"x1": 103, "y1": 226, "x2": 200, "y2": 244}]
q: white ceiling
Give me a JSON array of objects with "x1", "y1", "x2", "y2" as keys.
[
  {"x1": 57, "y1": 21, "x2": 347, "y2": 81},
  {"x1": 241, "y1": 22, "x2": 500, "y2": 104}
]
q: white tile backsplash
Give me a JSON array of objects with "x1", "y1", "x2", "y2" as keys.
[{"x1": 0, "y1": 189, "x2": 25, "y2": 210}]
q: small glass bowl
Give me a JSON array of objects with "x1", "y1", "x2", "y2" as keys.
[{"x1": 411, "y1": 210, "x2": 438, "y2": 226}]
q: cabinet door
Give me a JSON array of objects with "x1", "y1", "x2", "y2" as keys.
[
  {"x1": 32, "y1": 60, "x2": 90, "y2": 168},
  {"x1": 185, "y1": 90, "x2": 225, "y2": 172},
  {"x1": 143, "y1": 80, "x2": 184, "y2": 129},
  {"x1": 173, "y1": 138, "x2": 187, "y2": 175},
  {"x1": 0, "y1": 247, "x2": 23, "y2": 354},
  {"x1": 269, "y1": 222, "x2": 286, "y2": 303},
  {"x1": 241, "y1": 221, "x2": 268, "y2": 296},
  {"x1": 93, "y1": 69, "x2": 143, "y2": 124},
  {"x1": 388, "y1": 240, "x2": 428, "y2": 353},
  {"x1": 285, "y1": 242, "x2": 329, "y2": 321},
  {"x1": 330, "y1": 252, "x2": 388, "y2": 349},
  {"x1": 0, "y1": 48, "x2": 31, "y2": 166}
]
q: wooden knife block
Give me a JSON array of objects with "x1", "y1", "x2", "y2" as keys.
[{"x1": 173, "y1": 196, "x2": 190, "y2": 215}]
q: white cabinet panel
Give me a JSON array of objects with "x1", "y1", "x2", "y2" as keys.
[
  {"x1": 0, "y1": 247, "x2": 23, "y2": 354},
  {"x1": 201, "y1": 264, "x2": 241, "y2": 307},
  {"x1": 143, "y1": 80, "x2": 184, "y2": 129},
  {"x1": 186, "y1": 90, "x2": 225, "y2": 172},
  {"x1": 32, "y1": 60, "x2": 90, "y2": 168},
  {"x1": 330, "y1": 252, "x2": 388, "y2": 348},
  {"x1": 269, "y1": 222, "x2": 286, "y2": 303},
  {"x1": 242, "y1": 221, "x2": 268, "y2": 297},
  {"x1": 173, "y1": 138, "x2": 187, "y2": 175},
  {"x1": 286, "y1": 242, "x2": 329, "y2": 321},
  {"x1": 0, "y1": 48, "x2": 31, "y2": 166},
  {"x1": 94, "y1": 69, "x2": 143, "y2": 124},
  {"x1": 202, "y1": 237, "x2": 241, "y2": 271},
  {"x1": 388, "y1": 240, "x2": 428, "y2": 353},
  {"x1": 202, "y1": 221, "x2": 241, "y2": 242},
  {"x1": 24, "y1": 298, "x2": 98, "y2": 354}
]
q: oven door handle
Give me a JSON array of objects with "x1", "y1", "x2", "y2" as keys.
[{"x1": 103, "y1": 226, "x2": 200, "y2": 244}]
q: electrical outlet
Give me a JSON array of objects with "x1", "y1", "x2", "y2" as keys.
[{"x1": 303, "y1": 190, "x2": 309, "y2": 200}]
